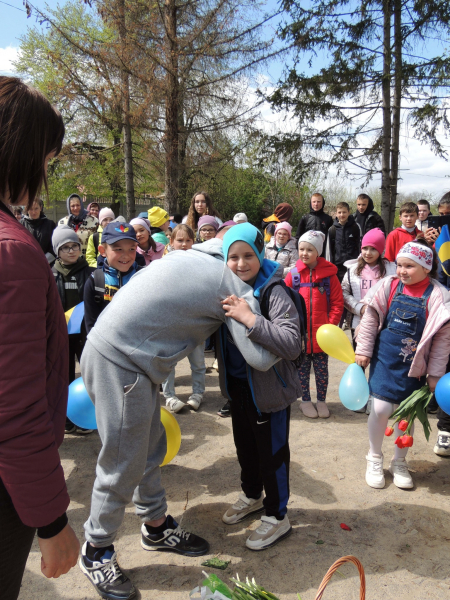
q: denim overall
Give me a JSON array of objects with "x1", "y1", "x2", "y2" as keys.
[{"x1": 369, "y1": 281, "x2": 432, "y2": 404}]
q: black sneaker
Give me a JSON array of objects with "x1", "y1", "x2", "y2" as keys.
[
  {"x1": 79, "y1": 542, "x2": 136, "y2": 600},
  {"x1": 141, "y1": 515, "x2": 209, "y2": 556},
  {"x1": 217, "y1": 401, "x2": 231, "y2": 418},
  {"x1": 76, "y1": 427, "x2": 94, "y2": 435},
  {"x1": 65, "y1": 418, "x2": 77, "y2": 434}
]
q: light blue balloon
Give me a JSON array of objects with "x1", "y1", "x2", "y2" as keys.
[
  {"x1": 67, "y1": 377, "x2": 97, "y2": 430},
  {"x1": 339, "y1": 363, "x2": 369, "y2": 411},
  {"x1": 435, "y1": 372, "x2": 450, "y2": 416}
]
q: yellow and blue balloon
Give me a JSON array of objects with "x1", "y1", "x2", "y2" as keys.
[
  {"x1": 316, "y1": 324, "x2": 369, "y2": 411},
  {"x1": 67, "y1": 378, "x2": 181, "y2": 465}
]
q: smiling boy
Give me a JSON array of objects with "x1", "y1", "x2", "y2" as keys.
[
  {"x1": 83, "y1": 221, "x2": 141, "y2": 332},
  {"x1": 384, "y1": 202, "x2": 420, "y2": 262}
]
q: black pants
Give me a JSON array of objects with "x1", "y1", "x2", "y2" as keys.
[
  {"x1": 0, "y1": 478, "x2": 36, "y2": 600},
  {"x1": 228, "y1": 376, "x2": 290, "y2": 520},
  {"x1": 69, "y1": 333, "x2": 86, "y2": 384}
]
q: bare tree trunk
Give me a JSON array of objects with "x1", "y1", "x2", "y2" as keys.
[
  {"x1": 380, "y1": 0, "x2": 392, "y2": 229},
  {"x1": 118, "y1": 0, "x2": 135, "y2": 222},
  {"x1": 390, "y1": 0, "x2": 402, "y2": 230},
  {"x1": 164, "y1": 0, "x2": 179, "y2": 215}
]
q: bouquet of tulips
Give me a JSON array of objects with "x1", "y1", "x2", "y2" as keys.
[{"x1": 384, "y1": 385, "x2": 433, "y2": 448}]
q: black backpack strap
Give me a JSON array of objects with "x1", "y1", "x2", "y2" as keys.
[
  {"x1": 93, "y1": 269, "x2": 105, "y2": 304},
  {"x1": 93, "y1": 232, "x2": 100, "y2": 253}
]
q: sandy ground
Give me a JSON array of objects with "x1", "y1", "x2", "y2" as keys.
[{"x1": 19, "y1": 351, "x2": 450, "y2": 600}]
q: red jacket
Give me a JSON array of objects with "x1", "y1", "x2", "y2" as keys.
[
  {"x1": 0, "y1": 204, "x2": 70, "y2": 527},
  {"x1": 285, "y1": 258, "x2": 344, "y2": 353},
  {"x1": 385, "y1": 227, "x2": 420, "y2": 262}
]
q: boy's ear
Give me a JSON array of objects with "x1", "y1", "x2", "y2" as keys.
[{"x1": 98, "y1": 243, "x2": 107, "y2": 257}]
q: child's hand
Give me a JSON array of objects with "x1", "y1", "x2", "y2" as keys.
[
  {"x1": 427, "y1": 375, "x2": 439, "y2": 392},
  {"x1": 355, "y1": 354, "x2": 371, "y2": 368},
  {"x1": 222, "y1": 295, "x2": 256, "y2": 329}
]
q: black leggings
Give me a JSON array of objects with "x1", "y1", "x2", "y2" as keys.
[{"x1": 0, "y1": 478, "x2": 36, "y2": 600}]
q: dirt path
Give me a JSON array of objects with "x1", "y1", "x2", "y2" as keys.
[{"x1": 19, "y1": 352, "x2": 450, "y2": 599}]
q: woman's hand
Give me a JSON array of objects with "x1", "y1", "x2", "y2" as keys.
[
  {"x1": 355, "y1": 354, "x2": 371, "y2": 368},
  {"x1": 222, "y1": 295, "x2": 256, "y2": 329},
  {"x1": 427, "y1": 375, "x2": 440, "y2": 392},
  {"x1": 38, "y1": 523, "x2": 80, "y2": 579}
]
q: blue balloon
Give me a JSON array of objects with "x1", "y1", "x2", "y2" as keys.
[
  {"x1": 67, "y1": 378, "x2": 97, "y2": 430},
  {"x1": 435, "y1": 373, "x2": 450, "y2": 415},
  {"x1": 339, "y1": 363, "x2": 369, "y2": 411}
]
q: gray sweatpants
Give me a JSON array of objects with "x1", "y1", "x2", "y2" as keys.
[{"x1": 81, "y1": 340, "x2": 168, "y2": 547}]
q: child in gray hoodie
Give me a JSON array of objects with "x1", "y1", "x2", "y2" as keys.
[
  {"x1": 79, "y1": 237, "x2": 283, "y2": 600},
  {"x1": 218, "y1": 224, "x2": 302, "y2": 551}
]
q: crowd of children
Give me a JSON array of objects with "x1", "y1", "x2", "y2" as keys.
[{"x1": 12, "y1": 177, "x2": 450, "y2": 598}]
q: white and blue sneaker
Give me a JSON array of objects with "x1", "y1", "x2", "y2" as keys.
[{"x1": 79, "y1": 542, "x2": 136, "y2": 600}]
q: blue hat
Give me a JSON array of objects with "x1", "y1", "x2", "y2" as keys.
[
  {"x1": 222, "y1": 223, "x2": 265, "y2": 266},
  {"x1": 102, "y1": 222, "x2": 138, "y2": 245}
]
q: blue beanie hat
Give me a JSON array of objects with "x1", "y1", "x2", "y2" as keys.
[{"x1": 222, "y1": 223, "x2": 265, "y2": 266}]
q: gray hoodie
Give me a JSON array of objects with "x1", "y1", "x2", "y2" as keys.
[{"x1": 86, "y1": 239, "x2": 281, "y2": 383}]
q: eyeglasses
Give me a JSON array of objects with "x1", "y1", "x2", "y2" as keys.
[{"x1": 60, "y1": 244, "x2": 80, "y2": 254}]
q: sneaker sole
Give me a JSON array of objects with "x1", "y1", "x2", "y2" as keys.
[
  {"x1": 434, "y1": 445, "x2": 450, "y2": 456},
  {"x1": 365, "y1": 476, "x2": 385, "y2": 489},
  {"x1": 246, "y1": 526, "x2": 292, "y2": 551},
  {"x1": 222, "y1": 504, "x2": 265, "y2": 525},
  {"x1": 389, "y1": 469, "x2": 414, "y2": 489},
  {"x1": 79, "y1": 558, "x2": 137, "y2": 600},
  {"x1": 140, "y1": 539, "x2": 210, "y2": 557}
]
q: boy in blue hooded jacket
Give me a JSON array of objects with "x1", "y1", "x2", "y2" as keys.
[{"x1": 218, "y1": 223, "x2": 303, "y2": 551}]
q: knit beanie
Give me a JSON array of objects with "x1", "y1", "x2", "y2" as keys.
[
  {"x1": 52, "y1": 225, "x2": 81, "y2": 256},
  {"x1": 148, "y1": 206, "x2": 169, "y2": 228},
  {"x1": 275, "y1": 222, "x2": 292, "y2": 238},
  {"x1": 98, "y1": 207, "x2": 115, "y2": 226},
  {"x1": 233, "y1": 212, "x2": 248, "y2": 223},
  {"x1": 274, "y1": 203, "x2": 293, "y2": 222},
  {"x1": 298, "y1": 230, "x2": 325, "y2": 256},
  {"x1": 222, "y1": 223, "x2": 265, "y2": 266},
  {"x1": 198, "y1": 215, "x2": 219, "y2": 231},
  {"x1": 361, "y1": 227, "x2": 386, "y2": 255},
  {"x1": 130, "y1": 217, "x2": 151, "y2": 233}
]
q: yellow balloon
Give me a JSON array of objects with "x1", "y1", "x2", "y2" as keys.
[
  {"x1": 316, "y1": 324, "x2": 355, "y2": 364},
  {"x1": 160, "y1": 406, "x2": 181, "y2": 466}
]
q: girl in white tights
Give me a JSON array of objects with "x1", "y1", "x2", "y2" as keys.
[{"x1": 355, "y1": 239, "x2": 450, "y2": 489}]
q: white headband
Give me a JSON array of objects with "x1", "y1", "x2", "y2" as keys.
[{"x1": 397, "y1": 242, "x2": 433, "y2": 271}]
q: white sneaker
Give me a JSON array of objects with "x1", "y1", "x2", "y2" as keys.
[
  {"x1": 166, "y1": 397, "x2": 185, "y2": 413},
  {"x1": 187, "y1": 394, "x2": 203, "y2": 410},
  {"x1": 222, "y1": 492, "x2": 264, "y2": 525},
  {"x1": 389, "y1": 458, "x2": 413, "y2": 489},
  {"x1": 434, "y1": 430, "x2": 450, "y2": 456},
  {"x1": 365, "y1": 453, "x2": 385, "y2": 488},
  {"x1": 246, "y1": 515, "x2": 292, "y2": 551}
]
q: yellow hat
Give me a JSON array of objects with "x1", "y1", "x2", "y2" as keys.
[{"x1": 148, "y1": 206, "x2": 169, "y2": 228}]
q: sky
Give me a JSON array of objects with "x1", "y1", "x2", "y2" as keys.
[{"x1": 0, "y1": 0, "x2": 449, "y2": 201}]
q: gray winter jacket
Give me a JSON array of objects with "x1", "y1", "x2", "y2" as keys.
[
  {"x1": 264, "y1": 237, "x2": 299, "y2": 278},
  {"x1": 215, "y1": 260, "x2": 303, "y2": 413},
  {"x1": 85, "y1": 239, "x2": 281, "y2": 383}
]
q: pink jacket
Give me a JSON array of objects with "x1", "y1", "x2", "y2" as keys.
[
  {"x1": 136, "y1": 241, "x2": 166, "y2": 265},
  {"x1": 356, "y1": 276, "x2": 450, "y2": 378}
]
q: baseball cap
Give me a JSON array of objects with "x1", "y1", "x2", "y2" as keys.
[{"x1": 102, "y1": 222, "x2": 138, "y2": 245}]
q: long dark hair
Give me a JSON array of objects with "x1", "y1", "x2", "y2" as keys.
[
  {"x1": 355, "y1": 253, "x2": 387, "y2": 278},
  {"x1": 185, "y1": 191, "x2": 220, "y2": 230},
  {"x1": 0, "y1": 77, "x2": 65, "y2": 209}
]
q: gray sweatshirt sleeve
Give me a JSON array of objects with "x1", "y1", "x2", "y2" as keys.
[
  {"x1": 247, "y1": 286, "x2": 302, "y2": 361},
  {"x1": 220, "y1": 268, "x2": 280, "y2": 371}
]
